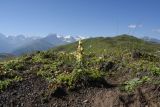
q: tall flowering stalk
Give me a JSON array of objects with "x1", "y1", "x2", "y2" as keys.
[{"x1": 76, "y1": 39, "x2": 84, "y2": 65}]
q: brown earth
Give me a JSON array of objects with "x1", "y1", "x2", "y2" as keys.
[{"x1": 0, "y1": 72, "x2": 159, "y2": 107}]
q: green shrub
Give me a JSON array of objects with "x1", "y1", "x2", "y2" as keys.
[
  {"x1": 150, "y1": 65, "x2": 160, "y2": 76},
  {"x1": 0, "y1": 76, "x2": 22, "y2": 92},
  {"x1": 4, "y1": 60, "x2": 26, "y2": 71},
  {"x1": 56, "y1": 73, "x2": 73, "y2": 86},
  {"x1": 55, "y1": 66, "x2": 103, "y2": 88},
  {"x1": 0, "y1": 79, "x2": 11, "y2": 91},
  {"x1": 121, "y1": 76, "x2": 150, "y2": 92}
]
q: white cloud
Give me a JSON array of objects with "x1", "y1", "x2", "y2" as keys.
[
  {"x1": 152, "y1": 29, "x2": 160, "y2": 33},
  {"x1": 128, "y1": 24, "x2": 143, "y2": 29},
  {"x1": 128, "y1": 24, "x2": 137, "y2": 29}
]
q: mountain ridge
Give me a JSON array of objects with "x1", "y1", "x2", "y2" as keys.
[
  {"x1": 0, "y1": 33, "x2": 159, "y2": 55},
  {"x1": 0, "y1": 33, "x2": 86, "y2": 55},
  {"x1": 52, "y1": 34, "x2": 160, "y2": 55}
]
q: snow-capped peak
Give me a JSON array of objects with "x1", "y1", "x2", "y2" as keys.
[
  {"x1": 57, "y1": 35, "x2": 63, "y2": 38},
  {"x1": 74, "y1": 36, "x2": 87, "y2": 41},
  {"x1": 64, "y1": 35, "x2": 71, "y2": 39},
  {"x1": 47, "y1": 34, "x2": 88, "y2": 43}
]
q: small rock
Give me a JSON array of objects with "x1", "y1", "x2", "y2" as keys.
[
  {"x1": 21, "y1": 103, "x2": 24, "y2": 106},
  {"x1": 100, "y1": 61, "x2": 114, "y2": 72},
  {"x1": 41, "y1": 97, "x2": 49, "y2": 104},
  {"x1": 132, "y1": 51, "x2": 142, "y2": 59},
  {"x1": 51, "y1": 86, "x2": 67, "y2": 98},
  {"x1": 83, "y1": 100, "x2": 88, "y2": 103}
]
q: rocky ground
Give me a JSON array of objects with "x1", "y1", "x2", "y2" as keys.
[{"x1": 0, "y1": 72, "x2": 159, "y2": 107}]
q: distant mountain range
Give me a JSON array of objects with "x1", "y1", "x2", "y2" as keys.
[
  {"x1": 0, "y1": 53, "x2": 14, "y2": 60},
  {"x1": 142, "y1": 36, "x2": 160, "y2": 43},
  {"x1": 0, "y1": 33, "x2": 86, "y2": 55},
  {"x1": 0, "y1": 33, "x2": 159, "y2": 56}
]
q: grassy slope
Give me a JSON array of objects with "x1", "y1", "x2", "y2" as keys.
[
  {"x1": 53, "y1": 34, "x2": 160, "y2": 55},
  {"x1": 0, "y1": 35, "x2": 160, "y2": 106}
]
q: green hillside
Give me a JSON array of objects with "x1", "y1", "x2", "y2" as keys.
[
  {"x1": 0, "y1": 35, "x2": 160, "y2": 106},
  {"x1": 53, "y1": 34, "x2": 160, "y2": 56}
]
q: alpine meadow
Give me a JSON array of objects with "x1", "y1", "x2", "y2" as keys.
[{"x1": 0, "y1": 0, "x2": 160, "y2": 107}]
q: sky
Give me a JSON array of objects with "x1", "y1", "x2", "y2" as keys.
[{"x1": 0, "y1": 0, "x2": 160, "y2": 39}]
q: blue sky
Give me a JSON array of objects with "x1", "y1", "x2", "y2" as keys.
[{"x1": 0, "y1": 0, "x2": 160, "y2": 39}]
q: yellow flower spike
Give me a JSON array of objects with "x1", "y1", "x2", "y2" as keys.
[{"x1": 76, "y1": 39, "x2": 84, "y2": 63}]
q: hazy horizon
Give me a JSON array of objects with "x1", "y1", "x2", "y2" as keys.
[
  {"x1": 0, "y1": 0, "x2": 160, "y2": 39},
  {"x1": 0, "y1": 32, "x2": 159, "y2": 40}
]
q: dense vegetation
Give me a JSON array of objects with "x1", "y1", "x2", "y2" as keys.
[{"x1": 0, "y1": 35, "x2": 160, "y2": 106}]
